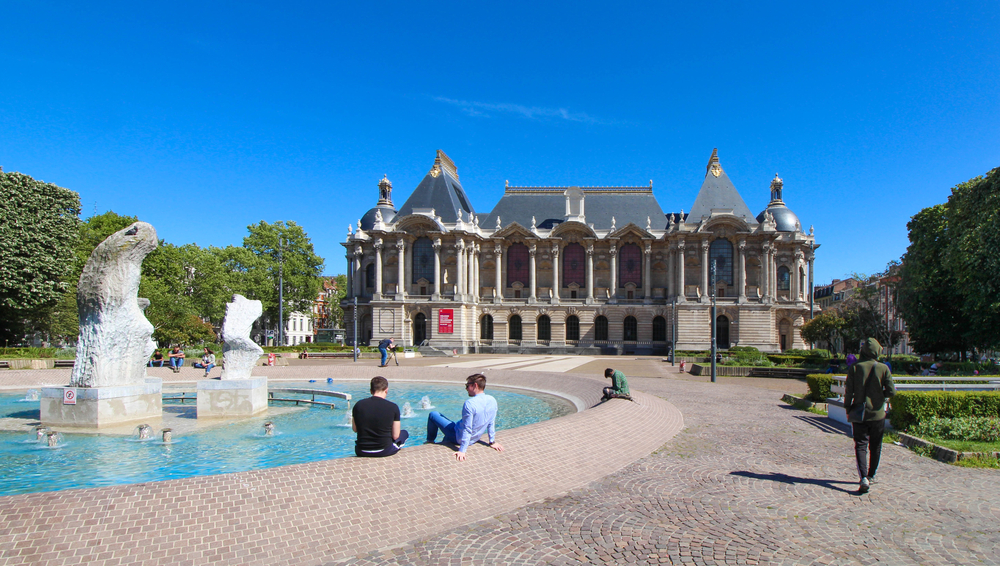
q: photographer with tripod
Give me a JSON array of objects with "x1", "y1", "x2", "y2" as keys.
[{"x1": 377, "y1": 337, "x2": 395, "y2": 368}]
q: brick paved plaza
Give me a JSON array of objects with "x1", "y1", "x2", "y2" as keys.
[{"x1": 1, "y1": 356, "x2": 998, "y2": 565}]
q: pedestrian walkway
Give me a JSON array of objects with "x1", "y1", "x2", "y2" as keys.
[{"x1": 430, "y1": 354, "x2": 599, "y2": 373}]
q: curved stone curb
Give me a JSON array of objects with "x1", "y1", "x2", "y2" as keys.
[{"x1": 0, "y1": 367, "x2": 683, "y2": 566}]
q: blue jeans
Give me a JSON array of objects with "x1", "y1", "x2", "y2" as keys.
[
  {"x1": 426, "y1": 411, "x2": 458, "y2": 444},
  {"x1": 378, "y1": 346, "x2": 388, "y2": 366},
  {"x1": 170, "y1": 357, "x2": 184, "y2": 369},
  {"x1": 194, "y1": 363, "x2": 215, "y2": 373},
  {"x1": 148, "y1": 360, "x2": 164, "y2": 367}
]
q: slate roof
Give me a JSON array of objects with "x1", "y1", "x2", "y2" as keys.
[
  {"x1": 393, "y1": 150, "x2": 475, "y2": 224},
  {"x1": 687, "y1": 149, "x2": 757, "y2": 224},
  {"x1": 483, "y1": 185, "x2": 666, "y2": 231}
]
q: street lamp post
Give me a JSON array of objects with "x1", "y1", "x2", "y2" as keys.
[
  {"x1": 710, "y1": 259, "x2": 717, "y2": 384},
  {"x1": 278, "y1": 237, "x2": 285, "y2": 347},
  {"x1": 671, "y1": 295, "x2": 677, "y2": 366},
  {"x1": 348, "y1": 254, "x2": 358, "y2": 363}
]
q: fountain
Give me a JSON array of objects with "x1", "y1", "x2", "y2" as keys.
[
  {"x1": 198, "y1": 294, "x2": 267, "y2": 418},
  {"x1": 419, "y1": 396, "x2": 434, "y2": 410},
  {"x1": 400, "y1": 402, "x2": 415, "y2": 418},
  {"x1": 34, "y1": 425, "x2": 49, "y2": 442},
  {"x1": 40, "y1": 222, "x2": 162, "y2": 428},
  {"x1": 161, "y1": 428, "x2": 172, "y2": 443},
  {"x1": 133, "y1": 424, "x2": 153, "y2": 441},
  {"x1": 46, "y1": 431, "x2": 60, "y2": 448},
  {"x1": 22, "y1": 390, "x2": 40, "y2": 402},
  {"x1": 263, "y1": 422, "x2": 275, "y2": 436}
]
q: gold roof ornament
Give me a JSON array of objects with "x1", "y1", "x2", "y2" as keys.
[
  {"x1": 706, "y1": 148, "x2": 723, "y2": 178},
  {"x1": 769, "y1": 173, "x2": 784, "y2": 203}
]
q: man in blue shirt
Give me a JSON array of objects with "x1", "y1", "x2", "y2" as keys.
[{"x1": 426, "y1": 373, "x2": 505, "y2": 461}]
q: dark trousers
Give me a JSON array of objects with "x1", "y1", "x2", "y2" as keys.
[
  {"x1": 355, "y1": 430, "x2": 409, "y2": 458},
  {"x1": 852, "y1": 419, "x2": 885, "y2": 480}
]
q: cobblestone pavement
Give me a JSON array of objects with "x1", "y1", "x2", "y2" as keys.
[{"x1": 333, "y1": 371, "x2": 1000, "y2": 566}]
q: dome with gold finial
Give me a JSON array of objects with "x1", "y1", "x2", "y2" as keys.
[
  {"x1": 360, "y1": 174, "x2": 397, "y2": 230},
  {"x1": 755, "y1": 172, "x2": 801, "y2": 232}
]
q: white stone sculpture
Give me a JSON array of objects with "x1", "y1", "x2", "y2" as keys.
[
  {"x1": 646, "y1": 216, "x2": 651, "y2": 230},
  {"x1": 611, "y1": 216, "x2": 616, "y2": 231},
  {"x1": 220, "y1": 294, "x2": 264, "y2": 380},
  {"x1": 374, "y1": 209, "x2": 383, "y2": 224},
  {"x1": 531, "y1": 216, "x2": 537, "y2": 230},
  {"x1": 496, "y1": 215, "x2": 502, "y2": 230},
  {"x1": 70, "y1": 222, "x2": 158, "y2": 388}
]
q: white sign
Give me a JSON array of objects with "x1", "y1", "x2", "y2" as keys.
[{"x1": 63, "y1": 388, "x2": 77, "y2": 405}]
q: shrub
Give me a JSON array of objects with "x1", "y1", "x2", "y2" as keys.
[
  {"x1": 909, "y1": 416, "x2": 1000, "y2": 442},
  {"x1": 728, "y1": 346, "x2": 760, "y2": 354},
  {"x1": 806, "y1": 374, "x2": 836, "y2": 401},
  {"x1": 889, "y1": 391, "x2": 1000, "y2": 431}
]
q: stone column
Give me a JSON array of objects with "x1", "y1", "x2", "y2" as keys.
[
  {"x1": 432, "y1": 238, "x2": 442, "y2": 300},
  {"x1": 473, "y1": 244, "x2": 481, "y2": 303},
  {"x1": 738, "y1": 239, "x2": 747, "y2": 303},
  {"x1": 551, "y1": 243, "x2": 560, "y2": 303},
  {"x1": 528, "y1": 243, "x2": 537, "y2": 303},
  {"x1": 354, "y1": 246, "x2": 363, "y2": 299},
  {"x1": 807, "y1": 252, "x2": 815, "y2": 305},
  {"x1": 643, "y1": 242, "x2": 652, "y2": 301},
  {"x1": 345, "y1": 254, "x2": 354, "y2": 298},
  {"x1": 586, "y1": 244, "x2": 595, "y2": 303},
  {"x1": 794, "y1": 250, "x2": 804, "y2": 302},
  {"x1": 759, "y1": 244, "x2": 768, "y2": 302},
  {"x1": 396, "y1": 239, "x2": 405, "y2": 300},
  {"x1": 456, "y1": 239, "x2": 465, "y2": 301},
  {"x1": 374, "y1": 239, "x2": 383, "y2": 300},
  {"x1": 677, "y1": 241, "x2": 686, "y2": 302},
  {"x1": 667, "y1": 242, "x2": 675, "y2": 299},
  {"x1": 609, "y1": 244, "x2": 617, "y2": 302},
  {"x1": 770, "y1": 245, "x2": 778, "y2": 301},
  {"x1": 494, "y1": 243, "x2": 503, "y2": 303},
  {"x1": 700, "y1": 239, "x2": 710, "y2": 302}
]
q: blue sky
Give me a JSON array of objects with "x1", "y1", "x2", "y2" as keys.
[{"x1": 2, "y1": 1, "x2": 998, "y2": 285}]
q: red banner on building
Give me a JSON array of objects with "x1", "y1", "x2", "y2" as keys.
[{"x1": 438, "y1": 309, "x2": 454, "y2": 334}]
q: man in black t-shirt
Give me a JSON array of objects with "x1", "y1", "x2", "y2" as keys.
[{"x1": 352, "y1": 376, "x2": 409, "y2": 457}]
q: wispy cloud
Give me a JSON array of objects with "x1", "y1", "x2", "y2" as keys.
[{"x1": 433, "y1": 96, "x2": 616, "y2": 125}]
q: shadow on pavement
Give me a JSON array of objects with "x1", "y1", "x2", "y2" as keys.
[
  {"x1": 792, "y1": 414, "x2": 851, "y2": 435},
  {"x1": 731, "y1": 470, "x2": 856, "y2": 493}
]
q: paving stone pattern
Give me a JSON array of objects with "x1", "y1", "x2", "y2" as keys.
[{"x1": 333, "y1": 374, "x2": 1000, "y2": 566}]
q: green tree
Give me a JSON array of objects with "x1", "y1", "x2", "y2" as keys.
[
  {"x1": 329, "y1": 274, "x2": 348, "y2": 328},
  {"x1": 0, "y1": 170, "x2": 81, "y2": 343},
  {"x1": 799, "y1": 311, "x2": 846, "y2": 353},
  {"x1": 239, "y1": 221, "x2": 324, "y2": 331},
  {"x1": 838, "y1": 271, "x2": 903, "y2": 355},
  {"x1": 944, "y1": 167, "x2": 1000, "y2": 352},
  {"x1": 896, "y1": 205, "x2": 969, "y2": 355}
]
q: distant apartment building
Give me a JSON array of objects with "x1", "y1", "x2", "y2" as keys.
[
  {"x1": 812, "y1": 273, "x2": 913, "y2": 355},
  {"x1": 812, "y1": 278, "x2": 859, "y2": 311}
]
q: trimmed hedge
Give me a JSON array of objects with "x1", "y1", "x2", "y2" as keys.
[
  {"x1": 889, "y1": 391, "x2": 1000, "y2": 431},
  {"x1": 806, "y1": 374, "x2": 835, "y2": 401}
]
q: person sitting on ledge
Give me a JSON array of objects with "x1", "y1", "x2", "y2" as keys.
[
  {"x1": 148, "y1": 350, "x2": 164, "y2": 367},
  {"x1": 602, "y1": 367, "x2": 631, "y2": 401},
  {"x1": 352, "y1": 376, "x2": 408, "y2": 458},
  {"x1": 426, "y1": 373, "x2": 505, "y2": 461},
  {"x1": 168, "y1": 346, "x2": 185, "y2": 373},
  {"x1": 192, "y1": 347, "x2": 216, "y2": 377}
]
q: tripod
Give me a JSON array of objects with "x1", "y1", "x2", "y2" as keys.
[{"x1": 388, "y1": 346, "x2": 400, "y2": 366}]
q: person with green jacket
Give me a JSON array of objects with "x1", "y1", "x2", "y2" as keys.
[
  {"x1": 602, "y1": 368, "x2": 631, "y2": 400},
  {"x1": 844, "y1": 337, "x2": 896, "y2": 493}
]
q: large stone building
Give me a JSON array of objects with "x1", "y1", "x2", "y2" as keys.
[{"x1": 342, "y1": 149, "x2": 817, "y2": 354}]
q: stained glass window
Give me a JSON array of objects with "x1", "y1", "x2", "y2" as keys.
[
  {"x1": 412, "y1": 237, "x2": 434, "y2": 284},
  {"x1": 619, "y1": 243, "x2": 641, "y2": 287},
  {"x1": 777, "y1": 266, "x2": 790, "y2": 290},
  {"x1": 563, "y1": 243, "x2": 585, "y2": 287},
  {"x1": 507, "y1": 243, "x2": 529, "y2": 286},
  {"x1": 709, "y1": 239, "x2": 733, "y2": 285}
]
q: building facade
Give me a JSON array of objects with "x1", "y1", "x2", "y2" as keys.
[{"x1": 342, "y1": 150, "x2": 818, "y2": 354}]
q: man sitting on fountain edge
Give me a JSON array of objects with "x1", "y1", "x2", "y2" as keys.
[
  {"x1": 352, "y1": 376, "x2": 409, "y2": 458},
  {"x1": 426, "y1": 373, "x2": 505, "y2": 461}
]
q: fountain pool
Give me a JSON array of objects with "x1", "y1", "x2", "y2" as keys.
[{"x1": 0, "y1": 381, "x2": 573, "y2": 497}]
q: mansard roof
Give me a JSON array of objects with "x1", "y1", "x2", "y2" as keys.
[
  {"x1": 687, "y1": 149, "x2": 757, "y2": 224},
  {"x1": 393, "y1": 150, "x2": 475, "y2": 225},
  {"x1": 483, "y1": 183, "x2": 665, "y2": 231}
]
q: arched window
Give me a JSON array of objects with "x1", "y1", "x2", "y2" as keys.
[
  {"x1": 709, "y1": 239, "x2": 734, "y2": 284},
  {"x1": 777, "y1": 266, "x2": 790, "y2": 290},
  {"x1": 623, "y1": 316, "x2": 638, "y2": 341},
  {"x1": 411, "y1": 237, "x2": 434, "y2": 283},
  {"x1": 507, "y1": 243, "x2": 529, "y2": 286},
  {"x1": 537, "y1": 315, "x2": 551, "y2": 341},
  {"x1": 595, "y1": 315, "x2": 609, "y2": 341},
  {"x1": 365, "y1": 263, "x2": 375, "y2": 289},
  {"x1": 509, "y1": 315, "x2": 522, "y2": 341},
  {"x1": 716, "y1": 315, "x2": 730, "y2": 348},
  {"x1": 652, "y1": 316, "x2": 666, "y2": 342},
  {"x1": 480, "y1": 314, "x2": 494, "y2": 340},
  {"x1": 566, "y1": 315, "x2": 580, "y2": 341},
  {"x1": 619, "y1": 243, "x2": 642, "y2": 287},
  {"x1": 563, "y1": 243, "x2": 586, "y2": 287}
]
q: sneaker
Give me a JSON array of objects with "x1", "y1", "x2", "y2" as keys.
[
  {"x1": 859, "y1": 477, "x2": 870, "y2": 493},
  {"x1": 867, "y1": 475, "x2": 878, "y2": 485}
]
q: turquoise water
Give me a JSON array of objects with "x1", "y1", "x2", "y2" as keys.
[{"x1": 0, "y1": 381, "x2": 570, "y2": 497}]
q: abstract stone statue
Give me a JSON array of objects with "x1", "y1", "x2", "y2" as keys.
[
  {"x1": 70, "y1": 222, "x2": 158, "y2": 388},
  {"x1": 220, "y1": 294, "x2": 264, "y2": 380}
]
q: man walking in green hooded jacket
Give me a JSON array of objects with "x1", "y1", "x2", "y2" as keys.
[{"x1": 844, "y1": 337, "x2": 896, "y2": 493}]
